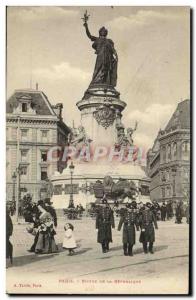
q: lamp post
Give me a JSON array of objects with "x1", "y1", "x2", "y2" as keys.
[
  {"x1": 16, "y1": 165, "x2": 22, "y2": 223},
  {"x1": 69, "y1": 161, "x2": 75, "y2": 208},
  {"x1": 12, "y1": 171, "x2": 17, "y2": 203}
]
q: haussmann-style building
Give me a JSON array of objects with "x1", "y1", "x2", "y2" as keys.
[
  {"x1": 6, "y1": 88, "x2": 70, "y2": 204},
  {"x1": 147, "y1": 99, "x2": 190, "y2": 203}
]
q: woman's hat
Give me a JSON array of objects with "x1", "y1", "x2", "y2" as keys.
[
  {"x1": 44, "y1": 198, "x2": 53, "y2": 205},
  {"x1": 37, "y1": 200, "x2": 44, "y2": 207}
]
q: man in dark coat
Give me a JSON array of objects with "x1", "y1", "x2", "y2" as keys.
[
  {"x1": 118, "y1": 203, "x2": 139, "y2": 256},
  {"x1": 160, "y1": 202, "x2": 167, "y2": 221},
  {"x1": 27, "y1": 201, "x2": 42, "y2": 252},
  {"x1": 185, "y1": 202, "x2": 189, "y2": 224},
  {"x1": 151, "y1": 200, "x2": 160, "y2": 220},
  {"x1": 175, "y1": 201, "x2": 184, "y2": 224},
  {"x1": 166, "y1": 201, "x2": 173, "y2": 220},
  {"x1": 96, "y1": 199, "x2": 115, "y2": 253},
  {"x1": 6, "y1": 208, "x2": 13, "y2": 266},
  {"x1": 139, "y1": 202, "x2": 158, "y2": 254}
]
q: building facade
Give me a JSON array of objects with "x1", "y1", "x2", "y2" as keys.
[
  {"x1": 6, "y1": 89, "x2": 70, "y2": 203},
  {"x1": 147, "y1": 99, "x2": 190, "y2": 203}
]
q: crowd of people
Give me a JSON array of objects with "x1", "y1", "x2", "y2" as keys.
[{"x1": 6, "y1": 196, "x2": 189, "y2": 267}]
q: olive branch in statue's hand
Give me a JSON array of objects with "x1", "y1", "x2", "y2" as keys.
[{"x1": 82, "y1": 10, "x2": 90, "y2": 25}]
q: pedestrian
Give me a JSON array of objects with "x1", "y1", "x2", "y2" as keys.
[
  {"x1": 26, "y1": 203, "x2": 41, "y2": 252},
  {"x1": 118, "y1": 203, "x2": 139, "y2": 256},
  {"x1": 96, "y1": 198, "x2": 115, "y2": 253},
  {"x1": 139, "y1": 202, "x2": 158, "y2": 254},
  {"x1": 185, "y1": 202, "x2": 190, "y2": 224},
  {"x1": 34, "y1": 202, "x2": 58, "y2": 254},
  {"x1": 63, "y1": 223, "x2": 77, "y2": 255},
  {"x1": 160, "y1": 202, "x2": 167, "y2": 221},
  {"x1": 151, "y1": 200, "x2": 160, "y2": 220},
  {"x1": 6, "y1": 206, "x2": 13, "y2": 267},
  {"x1": 175, "y1": 201, "x2": 184, "y2": 224},
  {"x1": 44, "y1": 198, "x2": 57, "y2": 228}
]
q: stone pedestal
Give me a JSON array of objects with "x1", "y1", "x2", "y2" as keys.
[{"x1": 76, "y1": 84, "x2": 126, "y2": 147}]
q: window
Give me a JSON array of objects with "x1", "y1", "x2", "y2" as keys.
[
  {"x1": 41, "y1": 130, "x2": 48, "y2": 138},
  {"x1": 20, "y1": 166, "x2": 27, "y2": 175},
  {"x1": 166, "y1": 186, "x2": 171, "y2": 197},
  {"x1": 21, "y1": 129, "x2": 28, "y2": 140},
  {"x1": 162, "y1": 187, "x2": 165, "y2": 198},
  {"x1": 41, "y1": 167, "x2": 48, "y2": 180},
  {"x1": 161, "y1": 171, "x2": 166, "y2": 182},
  {"x1": 184, "y1": 169, "x2": 189, "y2": 180},
  {"x1": 41, "y1": 151, "x2": 47, "y2": 162},
  {"x1": 167, "y1": 144, "x2": 171, "y2": 161},
  {"x1": 172, "y1": 142, "x2": 177, "y2": 160},
  {"x1": 21, "y1": 150, "x2": 28, "y2": 162},
  {"x1": 162, "y1": 146, "x2": 166, "y2": 162},
  {"x1": 53, "y1": 185, "x2": 63, "y2": 195},
  {"x1": 166, "y1": 170, "x2": 170, "y2": 181},
  {"x1": 22, "y1": 103, "x2": 28, "y2": 112},
  {"x1": 181, "y1": 141, "x2": 190, "y2": 160},
  {"x1": 64, "y1": 184, "x2": 79, "y2": 194}
]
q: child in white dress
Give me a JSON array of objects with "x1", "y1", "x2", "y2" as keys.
[{"x1": 63, "y1": 223, "x2": 77, "y2": 255}]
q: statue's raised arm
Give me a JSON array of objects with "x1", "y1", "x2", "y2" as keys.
[{"x1": 82, "y1": 11, "x2": 97, "y2": 41}]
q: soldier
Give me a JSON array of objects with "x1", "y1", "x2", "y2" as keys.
[
  {"x1": 175, "y1": 200, "x2": 184, "y2": 224},
  {"x1": 151, "y1": 200, "x2": 161, "y2": 220},
  {"x1": 96, "y1": 199, "x2": 115, "y2": 253},
  {"x1": 118, "y1": 203, "x2": 139, "y2": 256},
  {"x1": 139, "y1": 202, "x2": 158, "y2": 254},
  {"x1": 160, "y1": 202, "x2": 167, "y2": 221}
]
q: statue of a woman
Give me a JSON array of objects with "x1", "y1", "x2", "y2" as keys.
[{"x1": 83, "y1": 13, "x2": 118, "y2": 87}]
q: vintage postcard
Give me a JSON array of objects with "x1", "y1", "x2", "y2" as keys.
[{"x1": 6, "y1": 6, "x2": 190, "y2": 294}]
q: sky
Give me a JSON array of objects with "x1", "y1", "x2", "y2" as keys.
[{"x1": 6, "y1": 6, "x2": 190, "y2": 150}]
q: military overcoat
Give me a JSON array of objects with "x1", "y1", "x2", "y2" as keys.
[
  {"x1": 139, "y1": 209, "x2": 158, "y2": 243},
  {"x1": 96, "y1": 206, "x2": 115, "y2": 243},
  {"x1": 118, "y1": 209, "x2": 139, "y2": 244}
]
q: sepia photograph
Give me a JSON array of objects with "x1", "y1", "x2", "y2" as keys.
[{"x1": 6, "y1": 6, "x2": 190, "y2": 294}]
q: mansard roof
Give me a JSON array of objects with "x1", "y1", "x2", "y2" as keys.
[
  {"x1": 165, "y1": 99, "x2": 190, "y2": 131},
  {"x1": 6, "y1": 89, "x2": 55, "y2": 116}
]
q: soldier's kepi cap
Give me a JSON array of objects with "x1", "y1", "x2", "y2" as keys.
[
  {"x1": 131, "y1": 200, "x2": 137, "y2": 208},
  {"x1": 126, "y1": 203, "x2": 134, "y2": 209}
]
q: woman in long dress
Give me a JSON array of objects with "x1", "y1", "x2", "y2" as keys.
[{"x1": 35, "y1": 204, "x2": 58, "y2": 254}]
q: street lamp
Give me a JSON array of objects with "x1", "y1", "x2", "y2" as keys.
[
  {"x1": 12, "y1": 171, "x2": 17, "y2": 203},
  {"x1": 16, "y1": 165, "x2": 22, "y2": 222},
  {"x1": 69, "y1": 161, "x2": 75, "y2": 208}
]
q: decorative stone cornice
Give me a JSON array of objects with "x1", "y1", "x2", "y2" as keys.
[
  {"x1": 6, "y1": 117, "x2": 57, "y2": 126},
  {"x1": 159, "y1": 129, "x2": 190, "y2": 141}
]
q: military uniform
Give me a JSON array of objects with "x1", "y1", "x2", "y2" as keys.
[
  {"x1": 96, "y1": 204, "x2": 115, "y2": 253},
  {"x1": 118, "y1": 205, "x2": 139, "y2": 256},
  {"x1": 175, "y1": 201, "x2": 184, "y2": 224},
  {"x1": 160, "y1": 203, "x2": 167, "y2": 221},
  {"x1": 151, "y1": 201, "x2": 160, "y2": 220},
  {"x1": 139, "y1": 203, "x2": 158, "y2": 254}
]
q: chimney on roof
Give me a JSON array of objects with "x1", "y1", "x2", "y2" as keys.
[
  {"x1": 52, "y1": 103, "x2": 63, "y2": 120},
  {"x1": 36, "y1": 83, "x2": 38, "y2": 90}
]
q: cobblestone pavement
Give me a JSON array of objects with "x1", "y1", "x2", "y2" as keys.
[{"x1": 6, "y1": 216, "x2": 189, "y2": 294}]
